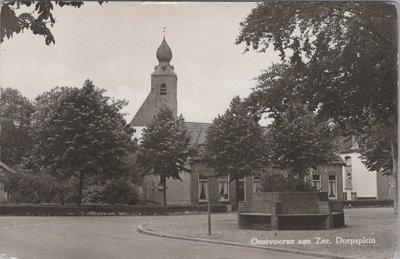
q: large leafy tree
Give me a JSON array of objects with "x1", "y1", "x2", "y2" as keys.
[
  {"x1": 237, "y1": 2, "x2": 397, "y2": 210},
  {"x1": 358, "y1": 123, "x2": 395, "y2": 176},
  {"x1": 266, "y1": 102, "x2": 337, "y2": 180},
  {"x1": 28, "y1": 80, "x2": 134, "y2": 205},
  {"x1": 204, "y1": 96, "x2": 266, "y2": 203},
  {"x1": 0, "y1": 87, "x2": 35, "y2": 167},
  {"x1": 1, "y1": 0, "x2": 105, "y2": 45},
  {"x1": 137, "y1": 106, "x2": 196, "y2": 206}
]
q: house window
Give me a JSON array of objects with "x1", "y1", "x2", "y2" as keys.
[
  {"x1": 344, "y1": 156, "x2": 353, "y2": 189},
  {"x1": 158, "y1": 175, "x2": 163, "y2": 191},
  {"x1": 312, "y1": 174, "x2": 321, "y2": 191},
  {"x1": 328, "y1": 175, "x2": 337, "y2": 199},
  {"x1": 160, "y1": 83, "x2": 167, "y2": 95},
  {"x1": 198, "y1": 174, "x2": 208, "y2": 201},
  {"x1": 252, "y1": 175, "x2": 262, "y2": 192},
  {"x1": 218, "y1": 180, "x2": 229, "y2": 201}
]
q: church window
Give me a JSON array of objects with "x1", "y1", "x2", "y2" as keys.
[
  {"x1": 198, "y1": 174, "x2": 208, "y2": 201},
  {"x1": 160, "y1": 83, "x2": 167, "y2": 95}
]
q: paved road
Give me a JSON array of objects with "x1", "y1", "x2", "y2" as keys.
[{"x1": 0, "y1": 216, "x2": 317, "y2": 259}]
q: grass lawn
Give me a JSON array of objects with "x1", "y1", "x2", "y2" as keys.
[{"x1": 144, "y1": 208, "x2": 397, "y2": 259}]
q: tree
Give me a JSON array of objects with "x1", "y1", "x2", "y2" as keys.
[
  {"x1": 204, "y1": 96, "x2": 266, "y2": 203},
  {"x1": 237, "y1": 2, "x2": 398, "y2": 211},
  {"x1": 137, "y1": 106, "x2": 196, "y2": 206},
  {"x1": 358, "y1": 123, "x2": 396, "y2": 176},
  {"x1": 0, "y1": 87, "x2": 35, "y2": 167},
  {"x1": 265, "y1": 102, "x2": 337, "y2": 181},
  {"x1": 28, "y1": 80, "x2": 135, "y2": 205},
  {"x1": 1, "y1": 0, "x2": 105, "y2": 45}
]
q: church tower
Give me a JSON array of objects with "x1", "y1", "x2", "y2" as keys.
[{"x1": 130, "y1": 36, "x2": 178, "y2": 126}]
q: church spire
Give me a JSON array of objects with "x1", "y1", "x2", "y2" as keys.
[{"x1": 156, "y1": 29, "x2": 172, "y2": 63}]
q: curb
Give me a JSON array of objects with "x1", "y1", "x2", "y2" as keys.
[{"x1": 137, "y1": 223, "x2": 356, "y2": 259}]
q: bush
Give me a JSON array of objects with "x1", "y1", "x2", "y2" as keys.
[
  {"x1": 3, "y1": 172, "x2": 60, "y2": 203},
  {"x1": 261, "y1": 173, "x2": 316, "y2": 192},
  {"x1": 58, "y1": 176, "x2": 80, "y2": 204},
  {"x1": 2, "y1": 171, "x2": 142, "y2": 205},
  {"x1": 0, "y1": 204, "x2": 228, "y2": 216},
  {"x1": 83, "y1": 179, "x2": 142, "y2": 205}
]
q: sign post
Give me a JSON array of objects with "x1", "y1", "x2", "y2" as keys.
[
  {"x1": 207, "y1": 176, "x2": 211, "y2": 236},
  {"x1": 202, "y1": 172, "x2": 215, "y2": 236}
]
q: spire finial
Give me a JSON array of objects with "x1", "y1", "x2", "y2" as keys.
[{"x1": 163, "y1": 27, "x2": 166, "y2": 38}]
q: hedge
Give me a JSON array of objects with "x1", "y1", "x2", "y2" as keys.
[
  {"x1": 0, "y1": 204, "x2": 228, "y2": 216},
  {"x1": 342, "y1": 199, "x2": 394, "y2": 208}
]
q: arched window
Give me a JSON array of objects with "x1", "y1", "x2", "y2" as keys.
[{"x1": 160, "y1": 83, "x2": 167, "y2": 95}]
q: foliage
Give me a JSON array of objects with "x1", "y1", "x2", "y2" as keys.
[
  {"x1": 260, "y1": 172, "x2": 315, "y2": 192},
  {"x1": 0, "y1": 204, "x2": 229, "y2": 216},
  {"x1": 237, "y1": 1, "x2": 397, "y2": 143},
  {"x1": 1, "y1": 170, "x2": 61, "y2": 203},
  {"x1": 358, "y1": 123, "x2": 396, "y2": 176},
  {"x1": 204, "y1": 96, "x2": 267, "y2": 181},
  {"x1": 265, "y1": 103, "x2": 337, "y2": 179},
  {"x1": 1, "y1": 1, "x2": 106, "y2": 45},
  {"x1": 27, "y1": 80, "x2": 135, "y2": 205},
  {"x1": 137, "y1": 106, "x2": 196, "y2": 205},
  {"x1": 102, "y1": 179, "x2": 141, "y2": 205},
  {"x1": 0, "y1": 87, "x2": 35, "y2": 167},
  {"x1": 237, "y1": 2, "x2": 398, "y2": 210}
]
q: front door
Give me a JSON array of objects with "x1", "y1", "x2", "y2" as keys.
[{"x1": 237, "y1": 179, "x2": 245, "y2": 203}]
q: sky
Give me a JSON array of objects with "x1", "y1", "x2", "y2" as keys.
[{"x1": 0, "y1": 2, "x2": 280, "y2": 125}]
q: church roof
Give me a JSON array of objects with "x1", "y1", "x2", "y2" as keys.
[{"x1": 156, "y1": 37, "x2": 173, "y2": 62}]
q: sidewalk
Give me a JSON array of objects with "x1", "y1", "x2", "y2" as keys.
[{"x1": 139, "y1": 208, "x2": 397, "y2": 259}]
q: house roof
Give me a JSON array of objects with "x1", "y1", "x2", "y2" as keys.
[
  {"x1": 0, "y1": 161, "x2": 16, "y2": 175},
  {"x1": 184, "y1": 122, "x2": 344, "y2": 165},
  {"x1": 330, "y1": 153, "x2": 346, "y2": 165},
  {"x1": 185, "y1": 122, "x2": 211, "y2": 146},
  {"x1": 337, "y1": 136, "x2": 359, "y2": 154}
]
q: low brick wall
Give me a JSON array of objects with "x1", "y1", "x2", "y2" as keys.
[
  {"x1": 253, "y1": 192, "x2": 336, "y2": 215},
  {"x1": 239, "y1": 192, "x2": 345, "y2": 230},
  {"x1": 329, "y1": 200, "x2": 344, "y2": 212}
]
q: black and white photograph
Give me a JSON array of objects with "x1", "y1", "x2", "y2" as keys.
[{"x1": 0, "y1": 1, "x2": 397, "y2": 259}]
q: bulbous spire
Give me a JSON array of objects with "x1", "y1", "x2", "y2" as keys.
[{"x1": 156, "y1": 37, "x2": 173, "y2": 62}]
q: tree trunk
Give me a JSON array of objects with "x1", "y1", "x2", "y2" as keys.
[
  {"x1": 78, "y1": 171, "x2": 84, "y2": 206},
  {"x1": 163, "y1": 175, "x2": 167, "y2": 206},
  {"x1": 390, "y1": 138, "x2": 397, "y2": 214},
  {"x1": 235, "y1": 178, "x2": 239, "y2": 204}
]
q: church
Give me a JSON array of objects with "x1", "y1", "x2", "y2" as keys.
[{"x1": 130, "y1": 36, "x2": 345, "y2": 205}]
